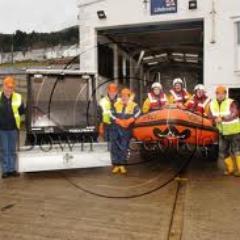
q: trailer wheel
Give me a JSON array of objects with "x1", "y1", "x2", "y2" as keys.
[
  {"x1": 140, "y1": 143, "x2": 167, "y2": 163},
  {"x1": 203, "y1": 144, "x2": 219, "y2": 162},
  {"x1": 140, "y1": 147, "x2": 156, "y2": 162}
]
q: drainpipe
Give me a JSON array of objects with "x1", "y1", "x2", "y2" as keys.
[
  {"x1": 157, "y1": 72, "x2": 161, "y2": 83},
  {"x1": 210, "y1": 0, "x2": 217, "y2": 44},
  {"x1": 143, "y1": 0, "x2": 149, "y2": 14},
  {"x1": 11, "y1": 33, "x2": 14, "y2": 65},
  {"x1": 113, "y1": 44, "x2": 119, "y2": 84}
]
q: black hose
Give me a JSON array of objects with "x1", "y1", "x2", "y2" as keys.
[{"x1": 60, "y1": 144, "x2": 195, "y2": 199}]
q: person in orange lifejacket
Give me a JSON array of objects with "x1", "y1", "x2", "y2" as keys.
[
  {"x1": 185, "y1": 84, "x2": 211, "y2": 115},
  {"x1": 168, "y1": 78, "x2": 191, "y2": 109},
  {"x1": 110, "y1": 88, "x2": 141, "y2": 174},
  {"x1": 142, "y1": 82, "x2": 168, "y2": 114}
]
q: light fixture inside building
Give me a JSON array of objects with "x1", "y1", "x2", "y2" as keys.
[
  {"x1": 143, "y1": 0, "x2": 149, "y2": 10},
  {"x1": 147, "y1": 61, "x2": 159, "y2": 66},
  {"x1": 34, "y1": 74, "x2": 43, "y2": 79},
  {"x1": 97, "y1": 10, "x2": 107, "y2": 19},
  {"x1": 189, "y1": 0, "x2": 197, "y2": 10},
  {"x1": 82, "y1": 74, "x2": 91, "y2": 80}
]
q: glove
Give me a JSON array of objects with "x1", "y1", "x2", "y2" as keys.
[
  {"x1": 115, "y1": 118, "x2": 135, "y2": 128},
  {"x1": 115, "y1": 118, "x2": 121, "y2": 125},
  {"x1": 123, "y1": 117, "x2": 135, "y2": 128},
  {"x1": 98, "y1": 123, "x2": 104, "y2": 137},
  {"x1": 215, "y1": 116, "x2": 222, "y2": 124},
  {"x1": 115, "y1": 118, "x2": 126, "y2": 128},
  {"x1": 115, "y1": 118, "x2": 122, "y2": 125},
  {"x1": 176, "y1": 103, "x2": 186, "y2": 110}
]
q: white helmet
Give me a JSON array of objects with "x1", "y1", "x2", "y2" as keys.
[
  {"x1": 194, "y1": 84, "x2": 205, "y2": 91},
  {"x1": 151, "y1": 82, "x2": 162, "y2": 90},
  {"x1": 173, "y1": 78, "x2": 183, "y2": 86}
]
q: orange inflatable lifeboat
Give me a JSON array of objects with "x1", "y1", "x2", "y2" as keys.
[{"x1": 133, "y1": 106, "x2": 218, "y2": 146}]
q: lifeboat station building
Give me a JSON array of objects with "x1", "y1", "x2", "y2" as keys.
[{"x1": 78, "y1": 0, "x2": 240, "y2": 102}]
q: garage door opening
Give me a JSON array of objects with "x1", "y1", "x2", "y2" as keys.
[{"x1": 97, "y1": 20, "x2": 204, "y2": 102}]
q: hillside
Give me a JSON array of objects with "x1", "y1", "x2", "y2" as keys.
[{"x1": 0, "y1": 26, "x2": 79, "y2": 52}]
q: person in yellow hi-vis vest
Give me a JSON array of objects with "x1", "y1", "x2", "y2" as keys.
[
  {"x1": 0, "y1": 76, "x2": 25, "y2": 179},
  {"x1": 98, "y1": 83, "x2": 119, "y2": 141},
  {"x1": 209, "y1": 85, "x2": 240, "y2": 177}
]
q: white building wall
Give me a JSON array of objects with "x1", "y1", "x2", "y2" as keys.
[{"x1": 78, "y1": 0, "x2": 240, "y2": 96}]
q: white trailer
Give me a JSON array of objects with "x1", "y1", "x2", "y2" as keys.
[
  {"x1": 18, "y1": 70, "x2": 111, "y2": 172},
  {"x1": 18, "y1": 142, "x2": 111, "y2": 173}
]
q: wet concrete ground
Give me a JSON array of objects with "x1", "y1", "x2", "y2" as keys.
[
  {"x1": 0, "y1": 149, "x2": 240, "y2": 240},
  {"x1": 182, "y1": 162, "x2": 240, "y2": 240}
]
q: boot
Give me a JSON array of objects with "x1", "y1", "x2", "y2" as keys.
[
  {"x1": 1, "y1": 172, "x2": 10, "y2": 179},
  {"x1": 234, "y1": 156, "x2": 240, "y2": 177},
  {"x1": 112, "y1": 166, "x2": 120, "y2": 174},
  {"x1": 119, "y1": 166, "x2": 127, "y2": 174},
  {"x1": 10, "y1": 171, "x2": 20, "y2": 177},
  {"x1": 234, "y1": 172, "x2": 240, "y2": 177},
  {"x1": 224, "y1": 156, "x2": 234, "y2": 176}
]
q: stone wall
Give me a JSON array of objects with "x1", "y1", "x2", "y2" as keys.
[{"x1": 0, "y1": 44, "x2": 80, "y2": 64}]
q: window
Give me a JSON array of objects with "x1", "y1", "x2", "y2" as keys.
[
  {"x1": 236, "y1": 21, "x2": 240, "y2": 71},
  {"x1": 237, "y1": 21, "x2": 240, "y2": 45}
]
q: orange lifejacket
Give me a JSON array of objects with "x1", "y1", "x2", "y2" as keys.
[
  {"x1": 148, "y1": 92, "x2": 167, "y2": 111},
  {"x1": 169, "y1": 88, "x2": 190, "y2": 104},
  {"x1": 186, "y1": 95, "x2": 211, "y2": 114}
]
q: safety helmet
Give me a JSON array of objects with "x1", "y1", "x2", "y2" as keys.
[
  {"x1": 107, "y1": 83, "x2": 118, "y2": 93},
  {"x1": 215, "y1": 85, "x2": 227, "y2": 94},
  {"x1": 194, "y1": 84, "x2": 205, "y2": 92},
  {"x1": 173, "y1": 78, "x2": 183, "y2": 86},
  {"x1": 151, "y1": 82, "x2": 162, "y2": 90},
  {"x1": 3, "y1": 76, "x2": 16, "y2": 89},
  {"x1": 121, "y1": 88, "x2": 131, "y2": 97}
]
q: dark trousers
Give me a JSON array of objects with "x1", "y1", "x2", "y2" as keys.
[
  {"x1": 104, "y1": 124, "x2": 114, "y2": 142},
  {"x1": 219, "y1": 133, "x2": 240, "y2": 159},
  {"x1": 110, "y1": 125, "x2": 132, "y2": 165},
  {"x1": 0, "y1": 130, "x2": 18, "y2": 173}
]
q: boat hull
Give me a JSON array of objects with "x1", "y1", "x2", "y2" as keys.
[{"x1": 133, "y1": 107, "x2": 218, "y2": 146}]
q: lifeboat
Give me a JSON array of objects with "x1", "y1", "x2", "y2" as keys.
[{"x1": 133, "y1": 106, "x2": 218, "y2": 146}]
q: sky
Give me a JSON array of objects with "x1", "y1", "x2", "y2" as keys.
[{"x1": 0, "y1": 0, "x2": 79, "y2": 34}]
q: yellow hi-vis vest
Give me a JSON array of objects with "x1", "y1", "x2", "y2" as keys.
[
  {"x1": 114, "y1": 100, "x2": 137, "y2": 115},
  {"x1": 210, "y1": 98, "x2": 240, "y2": 135},
  {"x1": 0, "y1": 92, "x2": 22, "y2": 129},
  {"x1": 99, "y1": 96, "x2": 112, "y2": 124}
]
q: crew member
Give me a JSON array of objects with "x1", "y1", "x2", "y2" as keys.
[
  {"x1": 209, "y1": 85, "x2": 240, "y2": 176},
  {"x1": 142, "y1": 82, "x2": 168, "y2": 114},
  {"x1": 185, "y1": 84, "x2": 211, "y2": 115},
  {"x1": 98, "y1": 83, "x2": 118, "y2": 141},
  {"x1": 0, "y1": 76, "x2": 25, "y2": 179},
  {"x1": 110, "y1": 88, "x2": 141, "y2": 174},
  {"x1": 168, "y1": 78, "x2": 191, "y2": 108}
]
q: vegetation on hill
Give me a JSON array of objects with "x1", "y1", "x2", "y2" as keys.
[{"x1": 0, "y1": 26, "x2": 78, "y2": 52}]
